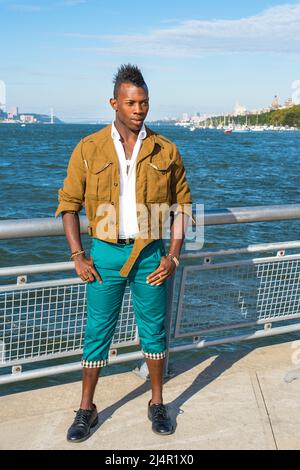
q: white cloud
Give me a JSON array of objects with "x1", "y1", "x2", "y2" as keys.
[{"x1": 64, "y1": 3, "x2": 300, "y2": 57}]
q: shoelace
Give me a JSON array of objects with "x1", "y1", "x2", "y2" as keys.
[
  {"x1": 152, "y1": 404, "x2": 167, "y2": 420},
  {"x1": 73, "y1": 408, "x2": 93, "y2": 427}
]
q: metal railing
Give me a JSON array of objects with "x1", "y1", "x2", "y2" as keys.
[{"x1": 0, "y1": 204, "x2": 300, "y2": 384}]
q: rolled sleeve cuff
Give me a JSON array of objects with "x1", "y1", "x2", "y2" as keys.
[
  {"x1": 55, "y1": 201, "x2": 82, "y2": 218},
  {"x1": 172, "y1": 202, "x2": 196, "y2": 225},
  {"x1": 172, "y1": 202, "x2": 192, "y2": 216}
]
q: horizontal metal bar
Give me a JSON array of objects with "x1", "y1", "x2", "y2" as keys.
[
  {"x1": 204, "y1": 205, "x2": 300, "y2": 225},
  {"x1": 181, "y1": 240, "x2": 300, "y2": 261},
  {"x1": 0, "y1": 262, "x2": 74, "y2": 278},
  {"x1": 183, "y1": 253, "x2": 300, "y2": 273},
  {"x1": 0, "y1": 349, "x2": 83, "y2": 368},
  {"x1": 0, "y1": 350, "x2": 145, "y2": 385},
  {"x1": 0, "y1": 217, "x2": 89, "y2": 240},
  {"x1": 1, "y1": 205, "x2": 300, "y2": 240},
  {"x1": 0, "y1": 277, "x2": 82, "y2": 292},
  {"x1": 1, "y1": 322, "x2": 300, "y2": 384},
  {"x1": 0, "y1": 334, "x2": 139, "y2": 368},
  {"x1": 1, "y1": 241, "x2": 300, "y2": 279},
  {"x1": 171, "y1": 322, "x2": 300, "y2": 353}
]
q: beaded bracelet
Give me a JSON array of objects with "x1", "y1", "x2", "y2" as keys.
[
  {"x1": 70, "y1": 250, "x2": 85, "y2": 260},
  {"x1": 167, "y1": 253, "x2": 180, "y2": 267}
]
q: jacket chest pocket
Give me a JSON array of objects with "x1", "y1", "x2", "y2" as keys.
[
  {"x1": 146, "y1": 161, "x2": 173, "y2": 203},
  {"x1": 86, "y1": 160, "x2": 112, "y2": 201}
]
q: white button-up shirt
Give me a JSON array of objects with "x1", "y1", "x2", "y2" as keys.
[{"x1": 111, "y1": 121, "x2": 147, "y2": 238}]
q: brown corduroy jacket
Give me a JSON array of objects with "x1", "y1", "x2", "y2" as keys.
[{"x1": 55, "y1": 124, "x2": 193, "y2": 276}]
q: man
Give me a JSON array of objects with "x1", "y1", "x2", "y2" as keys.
[{"x1": 55, "y1": 64, "x2": 193, "y2": 442}]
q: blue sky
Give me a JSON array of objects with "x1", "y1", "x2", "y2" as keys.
[{"x1": 1, "y1": 0, "x2": 300, "y2": 121}]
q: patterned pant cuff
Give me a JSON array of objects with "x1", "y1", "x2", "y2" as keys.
[
  {"x1": 143, "y1": 351, "x2": 166, "y2": 360},
  {"x1": 81, "y1": 359, "x2": 108, "y2": 368}
]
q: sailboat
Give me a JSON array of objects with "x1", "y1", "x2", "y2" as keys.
[
  {"x1": 232, "y1": 115, "x2": 251, "y2": 132},
  {"x1": 224, "y1": 116, "x2": 233, "y2": 134}
]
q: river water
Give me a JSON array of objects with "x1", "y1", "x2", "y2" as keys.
[{"x1": 0, "y1": 124, "x2": 300, "y2": 394}]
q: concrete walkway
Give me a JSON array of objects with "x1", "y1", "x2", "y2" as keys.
[{"x1": 1, "y1": 340, "x2": 300, "y2": 450}]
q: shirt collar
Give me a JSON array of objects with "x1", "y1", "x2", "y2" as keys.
[{"x1": 111, "y1": 121, "x2": 147, "y2": 141}]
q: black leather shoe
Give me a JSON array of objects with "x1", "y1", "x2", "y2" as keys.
[
  {"x1": 148, "y1": 401, "x2": 174, "y2": 435},
  {"x1": 67, "y1": 404, "x2": 98, "y2": 443}
]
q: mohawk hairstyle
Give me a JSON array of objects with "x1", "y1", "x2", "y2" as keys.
[{"x1": 113, "y1": 64, "x2": 147, "y2": 98}]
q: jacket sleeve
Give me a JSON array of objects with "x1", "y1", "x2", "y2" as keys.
[
  {"x1": 55, "y1": 140, "x2": 86, "y2": 218},
  {"x1": 170, "y1": 144, "x2": 193, "y2": 219}
]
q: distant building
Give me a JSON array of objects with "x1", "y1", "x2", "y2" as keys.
[
  {"x1": 191, "y1": 114, "x2": 202, "y2": 125},
  {"x1": 20, "y1": 114, "x2": 37, "y2": 123},
  {"x1": 182, "y1": 113, "x2": 189, "y2": 122},
  {"x1": 233, "y1": 101, "x2": 247, "y2": 116},
  {"x1": 271, "y1": 95, "x2": 280, "y2": 109},
  {"x1": 284, "y1": 98, "x2": 294, "y2": 108},
  {"x1": 8, "y1": 106, "x2": 18, "y2": 118}
]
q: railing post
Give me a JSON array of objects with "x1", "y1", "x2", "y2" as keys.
[{"x1": 163, "y1": 273, "x2": 176, "y2": 377}]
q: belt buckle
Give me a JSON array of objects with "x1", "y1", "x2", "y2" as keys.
[{"x1": 118, "y1": 237, "x2": 134, "y2": 244}]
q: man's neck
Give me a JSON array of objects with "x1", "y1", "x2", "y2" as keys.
[{"x1": 114, "y1": 119, "x2": 140, "y2": 143}]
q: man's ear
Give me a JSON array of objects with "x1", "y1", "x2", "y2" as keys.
[{"x1": 110, "y1": 98, "x2": 118, "y2": 111}]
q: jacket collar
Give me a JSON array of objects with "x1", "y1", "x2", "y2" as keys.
[{"x1": 87, "y1": 124, "x2": 162, "y2": 166}]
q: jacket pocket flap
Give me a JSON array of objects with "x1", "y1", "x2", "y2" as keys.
[
  {"x1": 148, "y1": 161, "x2": 173, "y2": 172},
  {"x1": 90, "y1": 160, "x2": 112, "y2": 174}
]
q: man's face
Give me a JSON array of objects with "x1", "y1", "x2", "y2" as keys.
[{"x1": 110, "y1": 83, "x2": 149, "y2": 132}]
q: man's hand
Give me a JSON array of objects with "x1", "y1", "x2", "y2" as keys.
[
  {"x1": 73, "y1": 254, "x2": 102, "y2": 283},
  {"x1": 146, "y1": 256, "x2": 176, "y2": 286}
]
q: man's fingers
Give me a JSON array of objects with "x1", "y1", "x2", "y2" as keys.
[
  {"x1": 146, "y1": 258, "x2": 176, "y2": 285},
  {"x1": 80, "y1": 269, "x2": 93, "y2": 282},
  {"x1": 76, "y1": 257, "x2": 102, "y2": 283},
  {"x1": 81, "y1": 268, "x2": 102, "y2": 283},
  {"x1": 146, "y1": 266, "x2": 165, "y2": 283},
  {"x1": 90, "y1": 267, "x2": 102, "y2": 283},
  {"x1": 86, "y1": 271, "x2": 94, "y2": 282},
  {"x1": 149, "y1": 272, "x2": 169, "y2": 286},
  {"x1": 89, "y1": 257, "x2": 102, "y2": 283},
  {"x1": 147, "y1": 269, "x2": 169, "y2": 286}
]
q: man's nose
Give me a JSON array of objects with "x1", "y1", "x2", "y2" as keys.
[{"x1": 133, "y1": 104, "x2": 143, "y2": 114}]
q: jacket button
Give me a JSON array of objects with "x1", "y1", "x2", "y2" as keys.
[
  {"x1": 114, "y1": 182, "x2": 118, "y2": 186},
  {"x1": 111, "y1": 202, "x2": 114, "y2": 205}
]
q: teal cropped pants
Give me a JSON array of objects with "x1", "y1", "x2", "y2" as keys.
[{"x1": 81, "y1": 239, "x2": 167, "y2": 368}]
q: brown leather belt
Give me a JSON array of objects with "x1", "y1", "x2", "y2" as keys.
[{"x1": 117, "y1": 238, "x2": 135, "y2": 245}]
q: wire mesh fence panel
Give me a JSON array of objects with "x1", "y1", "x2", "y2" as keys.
[
  {"x1": 0, "y1": 280, "x2": 138, "y2": 367},
  {"x1": 175, "y1": 255, "x2": 300, "y2": 338}
]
